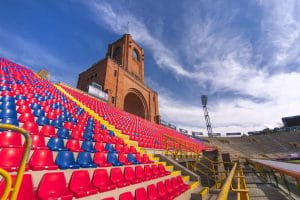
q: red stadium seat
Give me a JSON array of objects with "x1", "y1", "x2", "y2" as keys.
[
  {"x1": 124, "y1": 166, "x2": 141, "y2": 184},
  {"x1": 136, "y1": 165, "x2": 150, "y2": 181},
  {"x1": 0, "y1": 174, "x2": 35, "y2": 200},
  {"x1": 119, "y1": 153, "x2": 131, "y2": 165},
  {"x1": 37, "y1": 172, "x2": 73, "y2": 200},
  {"x1": 69, "y1": 170, "x2": 98, "y2": 198},
  {"x1": 66, "y1": 139, "x2": 83, "y2": 152},
  {"x1": 135, "y1": 187, "x2": 148, "y2": 200},
  {"x1": 110, "y1": 168, "x2": 130, "y2": 188},
  {"x1": 120, "y1": 192, "x2": 134, "y2": 200},
  {"x1": 31, "y1": 135, "x2": 47, "y2": 150},
  {"x1": 22, "y1": 121, "x2": 39, "y2": 135},
  {"x1": 40, "y1": 125, "x2": 56, "y2": 137},
  {"x1": 94, "y1": 142, "x2": 107, "y2": 152},
  {"x1": 144, "y1": 165, "x2": 153, "y2": 180},
  {"x1": 29, "y1": 149, "x2": 58, "y2": 170},
  {"x1": 177, "y1": 176, "x2": 190, "y2": 191},
  {"x1": 147, "y1": 184, "x2": 160, "y2": 200},
  {"x1": 0, "y1": 148, "x2": 28, "y2": 171},
  {"x1": 92, "y1": 169, "x2": 116, "y2": 192},
  {"x1": 0, "y1": 131, "x2": 22, "y2": 148},
  {"x1": 157, "y1": 181, "x2": 168, "y2": 199},
  {"x1": 143, "y1": 154, "x2": 153, "y2": 164},
  {"x1": 151, "y1": 164, "x2": 160, "y2": 178},
  {"x1": 102, "y1": 197, "x2": 115, "y2": 200},
  {"x1": 158, "y1": 164, "x2": 171, "y2": 176},
  {"x1": 93, "y1": 152, "x2": 112, "y2": 167},
  {"x1": 165, "y1": 179, "x2": 176, "y2": 199}
]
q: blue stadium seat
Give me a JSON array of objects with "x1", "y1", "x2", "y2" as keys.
[
  {"x1": 105, "y1": 143, "x2": 116, "y2": 153},
  {"x1": 51, "y1": 119, "x2": 63, "y2": 128},
  {"x1": 107, "y1": 153, "x2": 123, "y2": 166},
  {"x1": 57, "y1": 127, "x2": 71, "y2": 139},
  {"x1": 55, "y1": 151, "x2": 80, "y2": 169},
  {"x1": 127, "y1": 154, "x2": 140, "y2": 164},
  {"x1": 33, "y1": 109, "x2": 45, "y2": 117},
  {"x1": 77, "y1": 152, "x2": 97, "y2": 168},
  {"x1": 36, "y1": 116, "x2": 50, "y2": 126},
  {"x1": 81, "y1": 141, "x2": 97, "y2": 152},
  {"x1": 47, "y1": 137, "x2": 66, "y2": 151}
]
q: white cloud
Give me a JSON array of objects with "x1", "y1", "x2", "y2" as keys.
[
  {"x1": 84, "y1": 1, "x2": 196, "y2": 79},
  {"x1": 85, "y1": 1, "x2": 300, "y2": 134}
]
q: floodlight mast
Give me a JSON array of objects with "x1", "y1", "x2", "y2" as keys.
[{"x1": 201, "y1": 95, "x2": 213, "y2": 137}]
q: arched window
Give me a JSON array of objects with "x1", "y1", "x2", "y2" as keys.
[{"x1": 132, "y1": 48, "x2": 139, "y2": 61}]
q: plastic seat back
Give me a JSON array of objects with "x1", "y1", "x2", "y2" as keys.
[
  {"x1": 66, "y1": 139, "x2": 82, "y2": 152},
  {"x1": 0, "y1": 147, "x2": 25, "y2": 171},
  {"x1": 55, "y1": 151, "x2": 79, "y2": 169},
  {"x1": 47, "y1": 137, "x2": 66, "y2": 151},
  {"x1": 119, "y1": 192, "x2": 134, "y2": 200},
  {"x1": 0, "y1": 174, "x2": 35, "y2": 200},
  {"x1": 0, "y1": 131, "x2": 22, "y2": 148},
  {"x1": 110, "y1": 167, "x2": 124, "y2": 184},
  {"x1": 37, "y1": 172, "x2": 73, "y2": 200},
  {"x1": 147, "y1": 184, "x2": 159, "y2": 200},
  {"x1": 69, "y1": 170, "x2": 97, "y2": 197},
  {"x1": 77, "y1": 152, "x2": 97, "y2": 168},
  {"x1": 29, "y1": 149, "x2": 58, "y2": 170},
  {"x1": 31, "y1": 135, "x2": 47, "y2": 149},
  {"x1": 135, "y1": 187, "x2": 148, "y2": 200}
]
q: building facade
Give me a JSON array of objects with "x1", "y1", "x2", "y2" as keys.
[{"x1": 77, "y1": 34, "x2": 159, "y2": 123}]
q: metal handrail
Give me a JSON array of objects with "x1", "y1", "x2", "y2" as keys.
[
  {"x1": 217, "y1": 162, "x2": 237, "y2": 200},
  {"x1": 0, "y1": 124, "x2": 32, "y2": 200}
]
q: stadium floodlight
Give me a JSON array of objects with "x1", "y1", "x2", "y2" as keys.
[{"x1": 201, "y1": 95, "x2": 213, "y2": 137}]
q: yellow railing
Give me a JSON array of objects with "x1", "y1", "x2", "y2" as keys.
[
  {"x1": 0, "y1": 124, "x2": 32, "y2": 200},
  {"x1": 217, "y1": 162, "x2": 250, "y2": 200}
]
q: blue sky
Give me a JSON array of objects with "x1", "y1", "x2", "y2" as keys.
[{"x1": 1, "y1": 0, "x2": 300, "y2": 135}]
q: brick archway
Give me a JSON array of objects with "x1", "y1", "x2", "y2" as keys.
[{"x1": 123, "y1": 88, "x2": 149, "y2": 120}]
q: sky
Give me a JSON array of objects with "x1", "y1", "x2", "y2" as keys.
[{"x1": 1, "y1": 0, "x2": 300, "y2": 136}]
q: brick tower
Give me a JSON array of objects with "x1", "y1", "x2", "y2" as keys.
[{"x1": 77, "y1": 34, "x2": 159, "y2": 123}]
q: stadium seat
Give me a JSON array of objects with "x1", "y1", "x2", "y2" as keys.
[
  {"x1": 77, "y1": 152, "x2": 97, "y2": 168},
  {"x1": 148, "y1": 184, "x2": 160, "y2": 200},
  {"x1": 22, "y1": 121, "x2": 39, "y2": 135},
  {"x1": 143, "y1": 154, "x2": 153, "y2": 164},
  {"x1": 93, "y1": 152, "x2": 112, "y2": 167},
  {"x1": 57, "y1": 127, "x2": 71, "y2": 139},
  {"x1": 119, "y1": 153, "x2": 131, "y2": 165},
  {"x1": 144, "y1": 165, "x2": 153, "y2": 180},
  {"x1": 0, "y1": 131, "x2": 22, "y2": 148},
  {"x1": 135, "y1": 165, "x2": 150, "y2": 181},
  {"x1": 41, "y1": 125, "x2": 56, "y2": 137},
  {"x1": 127, "y1": 153, "x2": 140, "y2": 164},
  {"x1": 177, "y1": 176, "x2": 190, "y2": 191},
  {"x1": 135, "y1": 187, "x2": 148, "y2": 200},
  {"x1": 81, "y1": 140, "x2": 97, "y2": 152},
  {"x1": 94, "y1": 142, "x2": 107, "y2": 152},
  {"x1": 0, "y1": 174, "x2": 35, "y2": 200},
  {"x1": 157, "y1": 181, "x2": 168, "y2": 199},
  {"x1": 119, "y1": 192, "x2": 134, "y2": 200},
  {"x1": 37, "y1": 172, "x2": 73, "y2": 200},
  {"x1": 159, "y1": 164, "x2": 171, "y2": 175},
  {"x1": 110, "y1": 167, "x2": 130, "y2": 188},
  {"x1": 124, "y1": 166, "x2": 141, "y2": 184},
  {"x1": 105, "y1": 143, "x2": 116, "y2": 152},
  {"x1": 102, "y1": 197, "x2": 115, "y2": 200},
  {"x1": 29, "y1": 149, "x2": 58, "y2": 170},
  {"x1": 92, "y1": 169, "x2": 116, "y2": 192},
  {"x1": 151, "y1": 164, "x2": 161, "y2": 178},
  {"x1": 66, "y1": 139, "x2": 83, "y2": 152},
  {"x1": 107, "y1": 152, "x2": 123, "y2": 166},
  {"x1": 31, "y1": 135, "x2": 47, "y2": 150},
  {"x1": 0, "y1": 147, "x2": 28, "y2": 171},
  {"x1": 55, "y1": 151, "x2": 80, "y2": 169},
  {"x1": 47, "y1": 137, "x2": 66, "y2": 151},
  {"x1": 165, "y1": 179, "x2": 177, "y2": 198},
  {"x1": 69, "y1": 170, "x2": 98, "y2": 198}
]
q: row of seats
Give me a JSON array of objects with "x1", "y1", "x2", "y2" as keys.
[
  {"x1": 103, "y1": 176, "x2": 190, "y2": 200},
  {"x1": 0, "y1": 147, "x2": 153, "y2": 171},
  {"x1": 0, "y1": 131, "x2": 135, "y2": 153},
  {"x1": 0, "y1": 164, "x2": 171, "y2": 199}
]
